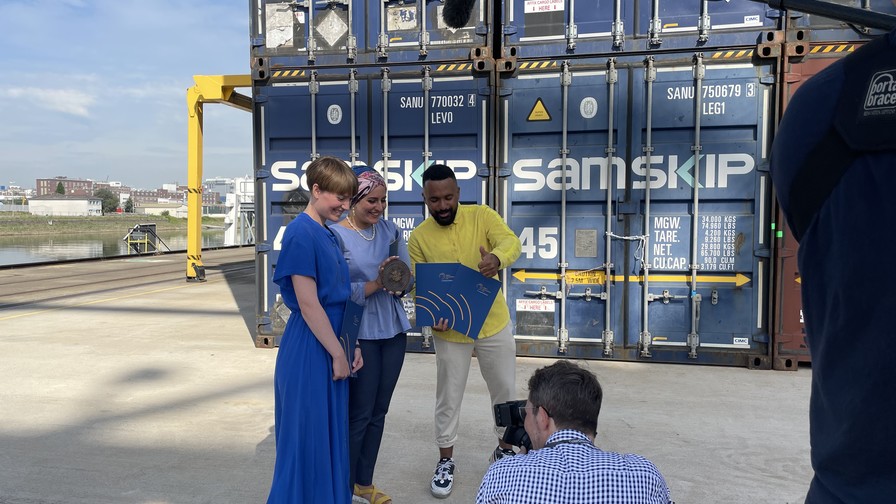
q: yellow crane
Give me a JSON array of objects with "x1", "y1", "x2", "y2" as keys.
[{"x1": 184, "y1": 74, "x2": 252, "y2": 281}]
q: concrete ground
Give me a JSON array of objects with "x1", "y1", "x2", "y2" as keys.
[{"x1": 0, "y1": 250, "x2": 813, "y2": 503}]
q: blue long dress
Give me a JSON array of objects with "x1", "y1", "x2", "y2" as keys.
[{"x1": 268, "y1": 212, "x2": 352, "y2": 504}]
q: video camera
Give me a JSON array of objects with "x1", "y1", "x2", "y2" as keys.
[{"x1": 493, "y1": 399, "x2": 532, "y2": 451}]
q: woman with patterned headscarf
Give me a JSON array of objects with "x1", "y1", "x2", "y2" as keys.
[{"x1": 332, "y1": 164, "x2": 411, "y2": 504}]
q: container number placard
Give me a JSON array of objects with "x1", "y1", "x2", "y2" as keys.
[{"x1": 520, "y1": 226, "x2": 559, "y2": 259}]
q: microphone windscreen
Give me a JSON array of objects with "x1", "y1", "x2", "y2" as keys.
[{"x1": 442, "y1": 0, "x2": 476, "y2": 29}]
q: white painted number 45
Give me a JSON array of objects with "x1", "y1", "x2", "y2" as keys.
[{"x1": 520, "y1": 226, "x2": 559, "y2": 259}]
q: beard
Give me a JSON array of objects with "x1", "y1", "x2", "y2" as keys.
[{"x1": 432, "y1": 207, "x2": 457, "y2": 226}]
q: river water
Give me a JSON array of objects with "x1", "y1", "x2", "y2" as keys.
[{"x1": 0, "y1": 230, "x2": 227, "y2": 267}]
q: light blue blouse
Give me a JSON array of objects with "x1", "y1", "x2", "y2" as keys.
[{"x1": 331, "y1": 218, "x2": 412, "y2": 340}]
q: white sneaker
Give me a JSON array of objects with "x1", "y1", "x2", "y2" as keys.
[
  {"x1": 488, "y1": 446, "x2": 516, "y2": 464},
  {"x1": 430, "y1": 457, "x2": 455, "y2": 498}
]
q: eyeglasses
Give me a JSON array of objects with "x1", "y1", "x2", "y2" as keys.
[{"x1": 517, "y1": 404, "x2": 551, "y2": 420}]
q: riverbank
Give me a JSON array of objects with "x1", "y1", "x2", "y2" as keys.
[{"x1": 0, "y1": 213, "x2": 226, "y2": 237}]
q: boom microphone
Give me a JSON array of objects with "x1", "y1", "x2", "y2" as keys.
[{"x1": 442, "y1": 0, "x2": 476, "y2": 29}]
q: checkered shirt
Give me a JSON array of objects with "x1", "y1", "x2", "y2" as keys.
[{"x1": 476, "y1": 430, "x2": 672, "y2": 504}]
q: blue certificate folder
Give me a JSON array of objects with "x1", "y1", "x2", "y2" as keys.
[
  {"x1": 414, "y1": 263, "x2": 501, "y2": 340},
  {"x1": 340, "y1": 300, "x2": 363, "y2": 371}
]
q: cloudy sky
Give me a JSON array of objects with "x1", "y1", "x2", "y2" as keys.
[{"x1": 0, "y1": 0, "x2": 252, "y2": 190}]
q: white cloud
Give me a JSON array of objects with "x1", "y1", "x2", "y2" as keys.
[{"x1": 6, "y1": 87, "x2": 97, "y2": 117}]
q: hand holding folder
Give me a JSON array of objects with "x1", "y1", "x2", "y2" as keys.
[
  {"x1": 339, "y1": 300, "x2": 364, "y2": 377},
  {"x1": 414, "y1": 263, "x2": 501, "y2": 340}
]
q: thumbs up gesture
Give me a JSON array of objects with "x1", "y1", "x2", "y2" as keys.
[{"x1": 478, "y1": 245, "x2": 500, "y2": 278}]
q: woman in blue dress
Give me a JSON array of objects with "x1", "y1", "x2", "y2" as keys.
[
  {"x1": 332, "y1": 167, "x2": 412, "y2": 504},
  {"x1": 267, "y1": 156, "x2": 362, "y2": 504}
]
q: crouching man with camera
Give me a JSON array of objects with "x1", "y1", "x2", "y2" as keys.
[{"x1": 478, "y1": 360, "x2": 673, "y2": 504}]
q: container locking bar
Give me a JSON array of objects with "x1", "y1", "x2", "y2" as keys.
[
  {"x1": 688, "y1": 54, "x2": 705, "y2": 359},
  {"x1": 381, "y1": 68, "x2": 392, "y2": 217},
  {"x1": 640, "y1": 56, "x2": 657, "y2": 358},
  {"x1": 566, "y1": 0, "x2": 578, "y2": 50},
  {"x1": 309, "y1": 71, "x2": 320, "y2": 160}
]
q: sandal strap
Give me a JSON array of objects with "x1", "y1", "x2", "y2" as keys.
[{"x1": 356, "y1": 485, "x2": 392, "y2": 504}]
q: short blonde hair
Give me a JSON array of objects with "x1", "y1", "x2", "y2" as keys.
[{"x1": 306, "y1": 156, "x2": 358, "y2": 197}]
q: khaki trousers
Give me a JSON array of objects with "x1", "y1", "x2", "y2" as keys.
[{"x1": 432, "y1": 323, "x2": 516, "y2": 448}]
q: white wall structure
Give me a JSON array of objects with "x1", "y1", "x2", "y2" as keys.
[
  {"x1": 28, "y1": 196, "x2": 102, "y2": 216},
  {"x1": 136, "y1": 203, "x2": 188, "y2": 218}
]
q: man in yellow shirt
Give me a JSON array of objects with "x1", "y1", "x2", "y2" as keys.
[{"x1": 408, "y1": 164, "x2": 522, "y2": 498}]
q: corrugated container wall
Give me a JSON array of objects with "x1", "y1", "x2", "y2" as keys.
[{"x1": 249, "y1": 0, "x2": 896, "y2": 368}]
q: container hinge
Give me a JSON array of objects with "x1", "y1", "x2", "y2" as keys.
[
  {"x1": 346, "y1": 34, "x2": 357, "y2": 61},
  {"x1": 697, "y1": 14, "x2": 710, "y2": 43},
  {"x1": 602, "y1": 329, "x2": 614, "y2": 357},
  {"x1": 256, "y1": 169, "x2": 270, "y2": 179},
  {"x1": 251, "y1": 36, "x2": 265, "y2": 48},
  {"x1": 611, "y1": 19, "x2": 624, "y2": 47},
  {"x1": 765, "y1": 8, "x2": 783, "y2": 19},
  {"x1": 639, "y1": 331, "x2": 652, "y2": 358},
  {"x1": 760, "y1": 75, "x2": 777, "y2": 85},
  {"x1": 557, "y1": 327, "x2": 569, "y2": 354},
  {"x1": 421, "y1": 325, "x2": 433, "y2": 349},
  {"x1": 687, "y1": 331, "x2": 699, "y2": 359},
  {"x1": 648, "y1": 17, "x2": 662, "y2": 46},
  {"x1": 754, "y1": 247, "x2": 771, "y2": 258},
  {"x1": 566, "y1": 23, "x2": 578, "y2": 51},
  {"x1": 503, "y1": 24, "x2": 518, "y2": 36},
  {"x1": 256, "y1": 243, "x2": 272, "y2": 253},
  {"x1": 255, "y1": 94, "x2": 269, "y2": 103},
  {"x1": 419, "y1": 30, "x2": 430, "y2": 57},
  {"x1": 377, "y1": 32, "x2": 389, "y2": 59}
]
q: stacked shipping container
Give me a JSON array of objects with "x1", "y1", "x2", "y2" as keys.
[{"x1": 250, "y1": 0, "x2": 896, "y2": 368}]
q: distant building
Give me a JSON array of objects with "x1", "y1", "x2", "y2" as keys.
[
  {"x1": 28, "y1": 195, "x2": 102, "y2": 216},
  {"x1": 36, "y1": 177, "x2": 94, "y2": 197},
  {"x1": 28, "y1": 177, "x2": 225, "y2": 213},
  {"x1": 135, "y1": 202, "x2": 188, "y2": 218}
]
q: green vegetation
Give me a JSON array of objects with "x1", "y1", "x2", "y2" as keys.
[
  {"x1": 0, "y1": 213, "x2": 226, "y2": 237},
  {"x1": 93, "y1": 188, "x2": 120, "y2": 214},
  {"x1": 55, "y1": 182, "x2": 65, "y2": 195}
]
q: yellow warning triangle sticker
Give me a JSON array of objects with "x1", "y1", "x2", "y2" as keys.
[{"x1": 527, "y1": 98, "x2": 551, "y2": 121}]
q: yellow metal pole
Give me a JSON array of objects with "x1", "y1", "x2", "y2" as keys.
[
  {"x1": 184, "y1": 75, "x2": 252, "y2": 281},
  {"x1": 186, "y1": 83, "x2": 206, "y2": 281}
]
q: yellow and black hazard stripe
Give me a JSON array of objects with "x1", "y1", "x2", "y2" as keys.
[
  {"x1": 186, "y1": 188, "x2": 203, "y2": 194},
  {"x1": 711, "y1": 49, "x2": 754, "y2": 59},
  {"x1": 518, "y1": 61, "x2": 559, "y2": 70},
  {"x1": 435, "y1": 63, "x2": 473, "y2": 72},
  {"x1": 810, "y1": 44, "x2": 856, "y2": 54},
  {"x1": 270, "y1": 70, "x2": 308, "y2": 80}
]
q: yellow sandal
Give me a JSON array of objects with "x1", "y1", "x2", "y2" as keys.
[{"x1": 354, "y1": 484, "x2": 392, "y2": 504}]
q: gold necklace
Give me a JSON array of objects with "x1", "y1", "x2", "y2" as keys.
[{"x1": 347, "y1": 215, "x2": 376, "y2": 241}]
